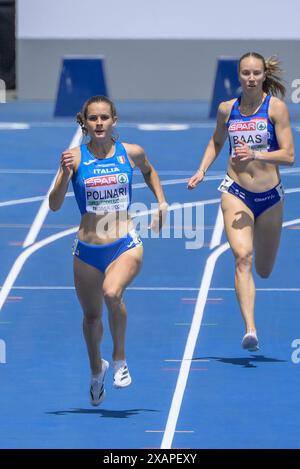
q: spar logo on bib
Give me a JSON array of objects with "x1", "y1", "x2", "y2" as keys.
[
  {"x1": 228, "y1": 121, "x2": 256, "y2": 132},
  {"x1": 85, "y1": 175, "x2": 118, "y2": 187}
]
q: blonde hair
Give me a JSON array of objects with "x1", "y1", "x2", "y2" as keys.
[{"x1": 238, "y1": 52, "x2": 286, "y2": 97}]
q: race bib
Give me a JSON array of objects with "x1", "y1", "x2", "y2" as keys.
[
  {"x1": 228, "y1": 118, "x2": 269, "y2": 155},
  {"x1": 84, "y1": 173, "x2": 130, "y2": 213}
]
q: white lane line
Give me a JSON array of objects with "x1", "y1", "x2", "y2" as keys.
[
  {"x1": 0, "y1": 123, "x2": 30, "y2": 130},
  {"x1": 0, "y1": 169, "x2": 56, "y2": 174},
  {"x1": 285, "y1": 188, "x2": 300, "y2": 194},
  {"x1": 0, "y1": 192, "x2": 74, "y2": 208},
  {"x1": 122, "y1": 123, "x2": 215, "y2": 129},
  {"x1": 160, "y1": 213, "x2": 300, "y2": 450},
  {"x1": 164, "y1": 359, "x2": 210, "y2": 362},
  {"x1": 281, "y1": 168, "x2": 300, "y2": 175},
  {"x1": 283, "y1": 218, "x2": 300, "y2": 227},
  {"x1": 22, "y1": 127, "x2": 82, "y2": 248},
  {"x1": 146, "y1": 430, "x2": 194, "y2": 433},
  {"x1": 209, "y1": 204, "x2": 224, "y2": 249},
  {"x1": 210, "y1": 288, "x2": 300, "y2": 292},
  {"x1": 21, "y1": 122, "x2": 76, "y2": 128},
  {"x1": 138, "y1": 124, "x2": 190, "y2": 131},
  {"x1": 0, "y1": 228, "x2": 77, "y2": 311},
  {"x1": 3, "y1": 286, "x2": 300, "y2": 292},
  {"x1": 0, "y1": 195, "x2": 48, "y2": 208},
  {"x1": 160, "y1": 204, "x2": 226, "y2": 449},
  {"x1": 0, "y1": 286, "x2": 198, "y2": 291},
  {"x1": 161, "y1": 242, "x2": 230, "y2": 449},
  {"x1": 0, "y1": 286, "x2": 76, "y2": 290},
  {"x1": 0, "y1": 122, "x2": 76, "y2": 129}
]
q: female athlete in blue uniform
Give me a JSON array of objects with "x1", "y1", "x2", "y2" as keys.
[
  {"x1": 188, "y1": 52, "x2": 295, "y2": 351},
  {"x1": 49, "y1": 96, "x2": 167, "y2": 405}
]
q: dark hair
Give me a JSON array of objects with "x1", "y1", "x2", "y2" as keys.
[
  {"x1": 76, "y1": 95, "x2": 117, "y2": 136},
  {"x1": 238, "y1": 52, "x2": 286, "y2": 97}
]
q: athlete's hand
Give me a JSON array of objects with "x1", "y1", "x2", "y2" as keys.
[
  {"x1": 233, "y1": 140, "x2": 255, "y2": 162},
  {"x1": 187, "y1": 169, "x2": 205, "y2": 189},
  {"x1": 60, "y1": 150, "x2": 77, "y2": 175},
  {"x1": 149, "y1": 202, "x2": 168, "y2": 233}
]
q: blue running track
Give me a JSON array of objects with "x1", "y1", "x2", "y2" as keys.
[{"x1": 0, "y1": 101, "x2": 300, "y2": 449}]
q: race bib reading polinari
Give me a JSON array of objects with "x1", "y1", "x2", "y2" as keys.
[
  {"x1": 228, "y1": 117, "x2": 269, "y2": 155},
  {"x1": 85, "y1": 173, "x2": 130, "y2": 213}
]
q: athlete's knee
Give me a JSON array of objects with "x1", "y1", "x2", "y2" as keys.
[
  {"x1": 83, "y1": 313, "x2": 101, "y2": 324},
  {"x1": 103, "y1": 286, "x2": 122, "y2": 308},
  {"x1": 235, "y1": 249, "x2": 253, "y2": 271}
]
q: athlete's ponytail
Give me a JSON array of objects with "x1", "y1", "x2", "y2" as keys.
[
  {"x1": 76, "y1": 112, "x2": 87, "y2": 136},
  {"x1": 239, "y1": 52, "x2": 286, "y2": 98},
  {"x1": 264, "y1": 56, "x2": 286, "y2": 97}
]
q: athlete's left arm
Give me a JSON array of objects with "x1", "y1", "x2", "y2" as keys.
[
  {"x1": 234, "y1": 99, "x2": 295, "y2": 165},
  {"x1": 259, "y1": 98, "x2": 295, "y2": 165},
  {"x1": 126, "y1": 144, "x2": 168, "y2": 232},
  {"x1": 235, "y1": 99, "x2": 295, "y2": 165}
]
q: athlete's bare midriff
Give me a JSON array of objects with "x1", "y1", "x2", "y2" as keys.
[
  {"x1": 78, "y1": 211, "x2": 134, "y2": 245},
  {"x1": 228, "y1": 160, "x2": 281, "y2": 192}
]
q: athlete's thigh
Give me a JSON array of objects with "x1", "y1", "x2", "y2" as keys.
[
  {"x1": 103, "y1": 246, "x2": 144, "y2": 295},
  {"x1": 221, "y1": 192, "x2": 255, "y2": 257},
  {"x1": 73, "y1": 256, "x2": 104, "y2": 315},
  {"x1": 254, "y1": 201, "x2": 283, "y2": 272}
]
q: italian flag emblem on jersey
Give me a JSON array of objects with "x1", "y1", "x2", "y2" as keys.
[{"x1": 117, "y1": 156, "x2": 125, "y2": 164}]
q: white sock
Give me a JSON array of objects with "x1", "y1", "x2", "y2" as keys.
[{"x1": 113, "y1": 359, "x2": 126, "y2": 372}]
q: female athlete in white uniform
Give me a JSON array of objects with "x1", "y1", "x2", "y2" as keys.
[
  {"x1": 49, "y1": 96, "x2": 168, "y2": 405},
  {"x1": 188, "y1": 52, "x2": 295, "y2": 351}
]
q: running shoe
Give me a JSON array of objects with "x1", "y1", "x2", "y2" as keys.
[
  {"x1": 90, "y1": 359, "x2": 109, "y2": 406},
  {"x1": 113, "y1": 361, "x2": 132, "y2": 388},
  {"x1": 241, "y1": 330, "x2": 259, "y2": 352}
]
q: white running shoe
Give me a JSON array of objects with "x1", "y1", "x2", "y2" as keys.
[
  {"x1": 113, "y1": 361, "x2": 132, "y2": 388},
  {"x1": 90, "y1": 359, "x2": 109, "y2": 406},
  {"x1": 241, "y1": 330, "x2": 259, "y2": 352}
]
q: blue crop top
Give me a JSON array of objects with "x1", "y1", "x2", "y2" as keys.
[
  {"x1": 72, "y1": 142, "x2": 133, "y2": 215},
  {"x1": 227, "y1": 94, "x2": 279, "y2": 156}
]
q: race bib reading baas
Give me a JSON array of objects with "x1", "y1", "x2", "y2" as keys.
[{"x1": 228, "y1": 118, "x2": 269, "y2": 155}]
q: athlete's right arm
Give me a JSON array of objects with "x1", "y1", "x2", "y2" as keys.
[
  {"x1": 49, "y1": 149, "x2": 79, "y2": 211},
  {"x1": 187, "y1": 101, "x2": 230, "y2": 190}
]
